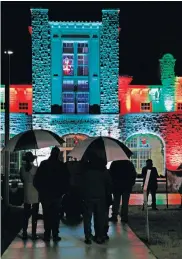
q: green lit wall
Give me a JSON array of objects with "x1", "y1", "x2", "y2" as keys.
[{"x1": 160, "y1": 53, "x2": 176, "y2": 112}]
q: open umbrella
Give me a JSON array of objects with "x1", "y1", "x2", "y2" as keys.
[
  {"x1": 69, "y1": 136, "x2": 133, "y2": 162},
  {"x1": 3, "y1": 129, "x2": 64, "y2": 152}
]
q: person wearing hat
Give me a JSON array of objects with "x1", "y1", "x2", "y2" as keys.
[{"x1": 20, "y1": 151, "x2": 39, "y2": 240}]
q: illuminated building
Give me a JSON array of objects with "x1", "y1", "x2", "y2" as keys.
[
  {"x1": 1, "y1": 8, "x2": 182, "y2": 174},
  {"x1": 0, "y1": 85, "x2": 32, "y2": 115}
]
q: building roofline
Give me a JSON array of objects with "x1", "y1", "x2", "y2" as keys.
[
  {"x1": 49, "y1": 21, "x2": 102, "y2": 27},
  {"x1": 31, "y1": 8, "x2": 48, "y2": 12}
]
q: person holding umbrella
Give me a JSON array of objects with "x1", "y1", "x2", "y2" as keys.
[{"x1": 20, "y1": 152, "x2": 39, "y2": 240}]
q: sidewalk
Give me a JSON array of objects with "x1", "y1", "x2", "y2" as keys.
[{"x1": 2, "y1": 216, "x2": 156, "y2": 259}]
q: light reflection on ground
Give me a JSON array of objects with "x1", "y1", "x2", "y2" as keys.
[{"x1": 128, "y1": 194, "x2": 181, "y2": 205}]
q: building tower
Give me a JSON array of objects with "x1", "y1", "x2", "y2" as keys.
[
  {"x1": 159, "y1": 53, "x2": 176, "y2": 112},
  {"x1": 31, "y1": 9, "x2": 51, "y2": 113},
  {"x1": 100, "y1": 9, "x2": 120, "y2": 114}
]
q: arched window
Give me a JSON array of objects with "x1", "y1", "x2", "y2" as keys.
[{"x1": 126, "y1": 136, "x2": 151, "y2": 174}]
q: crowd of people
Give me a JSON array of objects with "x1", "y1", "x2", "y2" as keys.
[{"x1": 20, "y1": 147, "x2": 159, "y2": 245}]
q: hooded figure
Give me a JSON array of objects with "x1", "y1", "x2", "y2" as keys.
[
  {"x1": 33, "y1": 146, "x2": 69, "y2": 242},
  {"x1": 81, "y1": 152, "x2": 112, "y2": 245},
  {"x1": 109, "y1": 160, "x2": 136, "y2": 223}
]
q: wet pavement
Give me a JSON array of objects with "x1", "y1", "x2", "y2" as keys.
[
  {"x1": 2, "y1": 213, "x2": 156, "y2": 259},
  {"x1": 3, "y1": 193, "x2": 181, "y2": 259}
]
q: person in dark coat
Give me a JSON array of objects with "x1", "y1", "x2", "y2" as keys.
[
  {"x1": 109, "y1": 160, "x2": 136, "y2": 223},
  {"x1": 103, "y1": 180, "x2": 113, "y2": 241},
  {"x1": 62, "y1": 160, "x2": 83, "y2": 222},
  {"x1": 33, "y1": 147, "x2": 69, "y2": 242},
  {"x1": 142, "y1": 159, "x2": 159, "y2": 210},
  {"x1": 81, "y1": 153, "x2": 112, "y2": 245}
]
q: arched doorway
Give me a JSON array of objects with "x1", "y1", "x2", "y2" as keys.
[
  {"x1": 60, "y1": 134, "x2": 89, "y2": 162},
  {"x1": 125, "y1": 134, "x2": 165, "y2": 176}
]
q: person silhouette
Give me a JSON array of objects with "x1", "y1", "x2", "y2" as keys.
[
  {"x1": 142, "y1": 159, "x2": 159, "y2": 210},
  {"x1": 20, "y1": 152, "x2": 39, "y2": 240}
]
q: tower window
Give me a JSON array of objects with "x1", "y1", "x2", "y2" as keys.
[
  {"x1": 62, "y1": 103, "x2": 75, "y2": 113},
  {"x1": 62, "y1": 80, "x2": 74, "y2": 91},
  {"x1": 1, "y1": 102, "x2": 5, "y2": 109},
  {"x1": 19, "y1": 103, "x2": 28, "y2": 110},
  {"x1": 141, "y1": 103, "x2": 151, "y2": 111},
  {"x1": 63, "y1": 42, "x2": 74, "y2": 53},
  {"x1": 77, "y1": 43, "x2": 88, "y2": 54},
  {"x1": 78, "y1": 80, "x2": 89, "y2": 91},
  {"x1": 62, "y1": 55, "x2": 74, "y2": 76},
  {"x1": 177, "y1": 103, "x2": 182, "y2": 111},
  {"x1": 77, "y1": 55, "x2": 88, "y2": 76}
]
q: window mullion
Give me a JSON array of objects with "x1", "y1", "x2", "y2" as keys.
[{"x1": 74, "y1": 42, "x2": 77, "y2": 77}]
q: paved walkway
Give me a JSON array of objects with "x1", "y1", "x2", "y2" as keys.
[
  {"x1": 2, "y1": 216, "x2": 156, "y2": 259},
  {"x1": 2, "y1": 193, "x2": 181, "y2": 259}
]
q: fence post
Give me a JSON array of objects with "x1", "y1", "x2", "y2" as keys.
[
  {"x1": 165, "y1": 169, "x2": 169, "y2": 209},
  {"x1": 143, "y1": 169, "x2": 151, "y2": 242}
]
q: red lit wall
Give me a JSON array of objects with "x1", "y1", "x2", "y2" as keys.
[
  {"x1": 119, "y1": 76, "x2": 132, "y2": 114},
  {"x1": 119, "y1": 76, "x2": 151, "y2": 114},
  {"x1": 10, "y1": 85, "x2": 32, "y2": 115}
]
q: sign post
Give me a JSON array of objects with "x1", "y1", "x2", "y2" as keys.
[{"x1": 143, "y1": 169, "x2": 151, "y2": 242}]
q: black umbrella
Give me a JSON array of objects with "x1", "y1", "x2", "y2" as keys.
[
  {"x1": 3, "y1": 129, "x2": 64, "y2": 152},
  {"x1": 69, "y1": 136, "x2": 133, "y2": 162}
]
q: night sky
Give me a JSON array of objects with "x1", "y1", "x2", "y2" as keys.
[{"x1": 1, "y1": 1, "x2": 182, "y2": 85}]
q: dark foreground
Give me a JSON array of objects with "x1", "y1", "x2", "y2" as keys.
[{"x1": 128, "y1": 205, "x2": 182, "y2": 259}]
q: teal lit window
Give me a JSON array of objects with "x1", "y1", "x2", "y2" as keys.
[
  {"x1": 77, "y1": 43, "x2": 88, "y2": 54},
  {"x1": 62, "y1": 54, "x2": 74, "y2": 76},
  {"x1": 77, "y1": 55, "x2": 88, "y2": 76},
  {"x1": 63, "y1": 42, "x2": 74, "y2": 53},
  {"x1": 62, "y1": 103, "x2": 75, "y2": 113},
  {"x1": 62, "y1": 93, "x2": 74, "y2": 103},
  {"x1": 77, "y1": 103, "x2": 89, "y2": 113},
  {"x1": 62, "y1": 80, "x2": 74, "y2": 91},
  {"x1": 78, "y1": 80, "x2": 89, "y2": 91},
  {"x1": 61, "y1": 41, "x2": 89, "y2": 114}
]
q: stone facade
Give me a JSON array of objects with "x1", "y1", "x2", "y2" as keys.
[
  {"x1": 1, "y1": 9, "x2": 182, "y2": 173},
  {"x1": 100, "y1": 9, "x2": 119, "y2": 114},
  {"x1": 119, "y1": 112, "x2": 182, "y2": 170},
  {"x1": 0, "y1": 113, "x2": 32, "y2": 140},
  {"x1": 32, "y1": 114, "x2": 120, "y2": 139},
  {"x1": 31, "y1": 9, "x2": 51, "y2": 113}
]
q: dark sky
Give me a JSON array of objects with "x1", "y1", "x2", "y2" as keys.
[{"x1": 1, "y1": 1, "x2": 182, "y2": 85}]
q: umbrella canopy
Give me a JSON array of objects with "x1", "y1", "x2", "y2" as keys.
[
  {"x1": 3, "y1": 129, "x2": 65, "y2": 152},
  {"x1": 69, "y1": 136, "x2": 133, "y2": 162}
]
